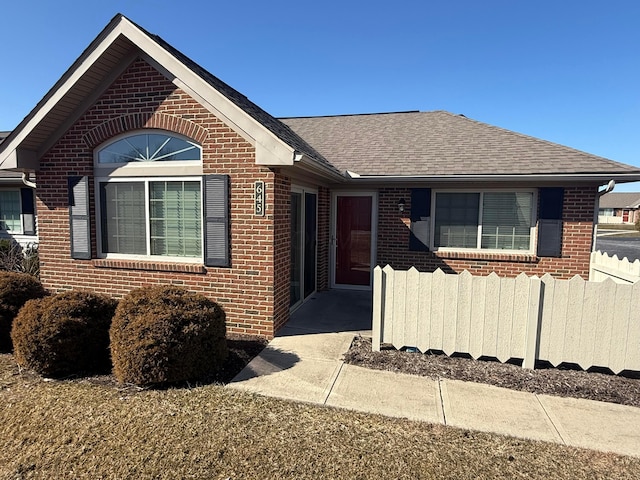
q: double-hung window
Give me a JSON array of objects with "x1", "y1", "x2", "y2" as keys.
[
  {"x1": 93, "y1": 131, "x2": 216, "y2": 263},
  {"x1": 433, "y1": 190, "x2": 535, "y2": 252},
  {"x1": 0, "y1": 190, "x2": 22, "y2": 233},
  {"x1": 100, "y1": 179, "x2": 202, "y2": 258}
]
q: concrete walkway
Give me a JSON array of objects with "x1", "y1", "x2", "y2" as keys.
[{"x1": 229, "y1": 290, "x2": 640, "y2": 459}]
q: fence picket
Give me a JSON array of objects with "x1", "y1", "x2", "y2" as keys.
[
  {"x1": 594, "y1": 279, "x2": 616, "y2": 368},
  {"x1": 496, "y1": 276, "x2": 515, "y2": 362},
  {"x1": 469, "y1": 275, "x2": 487, "y2": 360},
  {"x1": 392, "y1": 269, "x2": 407, "y2": 349},
  {"x1": 417, "y1": 267, "x2": 432, "y2": 353},
  {"x1": 372, "y1": 266, "x2": 383, "y2": 352},
  {"x1": 430, "y1": 269, "x2": 446, "y2": 350},
  {"x1": 564, "y1": 276, "x2": 586, "y2": 366},
  {"x1": 483, "y1": 273, "x2": 501, "y2": 358},
  {"x1": 405, "y1": 267, "x2": 420, "y2": 348},
  {"x1": 455, "y1": 271, "x2": 473, "y2": 355},
  {"x1": 442, "y1": 273, "x2": 459, "y2": 355},
  {"x1": 511, "y1": 273, "x2": 531, "y2": 357}
]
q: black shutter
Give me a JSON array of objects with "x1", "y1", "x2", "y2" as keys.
[
  {"x1": 20, "y1": 188, "x2": 36, "y2": 235},
  {"x1": 537, "y1": 187, "x2": 564, "y2": 257},
  {"x1": 409, "y1": 188, "x2": 431, "y2": 251},
  {"x1": 68, "y1": 176, "x2": 91, "y2": 259},
  {"x1": 203, "y1": 174, "x2": 230, "y2": 267}
]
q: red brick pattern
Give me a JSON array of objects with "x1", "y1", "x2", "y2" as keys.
[
  {"x1": 376, "y1": 186, "x2": 596, "y2": 279},
  {"x1": 37, "y1": 58, "x2": 286, "y2": 338}
]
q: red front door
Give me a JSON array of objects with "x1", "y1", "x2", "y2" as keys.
[{"x1": 335, "y1": 195, "x2": 373, "y2": 286}]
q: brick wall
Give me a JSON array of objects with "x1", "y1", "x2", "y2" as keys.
[
  {"x1": 37, "y1": 58, "x2": 287, "y2": 338},
  {"x1": 377, "y1": 186, "x2": 597, "y2": 279}
]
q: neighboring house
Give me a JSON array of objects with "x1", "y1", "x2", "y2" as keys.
[
  {"x1": 1, "y1": 14, "x2": 639, "y2": 338},
  {"x1": 598, "y1": 192, "x2": 640, "y2": 225},
  {"x1": 0, "y1": 131, "x2": 37, "y2": 248}
]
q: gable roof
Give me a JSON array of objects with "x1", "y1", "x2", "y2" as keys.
[
  {"x1": 281, "y1": 111, "x2": 640, "y2": 182},
  {"x1": 0, "y1": 131, "x2": 9, "y2": 143},
  {"x1": 599, "y1": 192, "x2": 640, "y2": 209},
  {"x1": 0, "y1": 14, "x2": 340, "y2": 179}
]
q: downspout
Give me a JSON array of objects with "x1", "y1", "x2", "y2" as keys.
[
  {"x1": 22, "y1": 172, "x2": 36, "y2": 189},
  {"x1": 592, "y1": 180, "x2": 615, "y2": 252}
]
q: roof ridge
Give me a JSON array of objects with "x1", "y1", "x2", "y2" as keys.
[{"x1": 279, "y1": 110, "x2": 420, "y2": 120}]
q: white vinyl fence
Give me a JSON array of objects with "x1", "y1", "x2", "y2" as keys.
[
  {"x1": 590, "y1": 250, "x2": 640, "y2": 284},
  {"x1": 372, "y1": 266, "x2": 640, "y2": 374}
]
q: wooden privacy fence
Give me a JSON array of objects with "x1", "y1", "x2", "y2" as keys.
[
  {"x1": 590, "y1": 250, "x2": 640, "y2": 284},
  {"x1": 372, "y1": 266, "x2": 640, "y2": 374}
]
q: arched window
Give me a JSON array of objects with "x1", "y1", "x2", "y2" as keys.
[
  {"x1": 97, "y1": 132, "x2": 201, "y2": 164},
  {"x1": 74, "y1": 132, "x2": 230, "y2": 266}
]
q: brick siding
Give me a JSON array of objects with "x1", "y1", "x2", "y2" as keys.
[
  {"x1": 377, "y1": 186, "x2": 596, "y2": 279},
  {"x1": 36, "y1": 58, "x2": 288, "y2": 338}
]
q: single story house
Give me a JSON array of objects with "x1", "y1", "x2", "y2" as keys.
[
  {"x1": 598, "y1": 192, "x2": 640, "y2": 225},
  {"x1": 0, "y1": 132, "x2": 37, "y2": 248},
  {"x1": 1, "y1": 14, "x2": 639, "y2": 338}
]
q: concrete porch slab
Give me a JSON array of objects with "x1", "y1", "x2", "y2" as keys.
[
  {"x1": 440, "y1": 379, "x2": 563, "y2": 443},
  {"x1": 326, "y1": 364, "x2": 445, "y2": 424},
  {"x1": 281, "y1": 289, "x2": 373, "y2": 336},
  {"x1": 538, "y1": 394, "x2": 640, "y2": 458}
]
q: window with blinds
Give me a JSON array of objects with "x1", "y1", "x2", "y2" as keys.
[
  {"x1": 100, "y1": 179, "x2": 202, "y2": 258},
  {"x1": 434, "y1": 191, "x2": 534, "y2": 251},
  {"x1": 0, "y1": 190, "x2": 22, "y2": 233}
]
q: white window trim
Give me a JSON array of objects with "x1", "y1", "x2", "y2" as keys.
[
  {"x1": 95, "y1": 176, "x2": 204, "y2": 263},
  {"x1": 0, "y1": 188, "x2": 23, "y2": 235},
  {"x1": 429, "y1": 188, "x2": 538, "y2": 254}
]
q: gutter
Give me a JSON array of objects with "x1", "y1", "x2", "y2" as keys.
[
  {"x1": 22, "y1": 172, "x2": 37, "y2": 189},
  {"x1": 294, "y1": 154, "x2": 347, "y2": 183},
  {"x1": 344, "y1": 171, "x2": 640, "y2": 184}
]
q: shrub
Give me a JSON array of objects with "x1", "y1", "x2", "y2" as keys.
[
  {"x1": 110, "y1": 285, "x2": 227, "y2": 386},
  {"x1": 0, "y1": 271, "x2": 47, "y2": 352},
  {"x1": 0, "y1": 240, "x2": 40, "y2": 277},
  {"x1": 11, "y1": 291, "x2": 117, "y2": 377}
]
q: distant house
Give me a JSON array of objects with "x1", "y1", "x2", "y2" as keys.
[
  {"x1": 0, "y1": 131, "x2": 37, "y2": 248},
  {"x1": 1, "y1": 14, "x2": 640, "y2": 338},
  {"x1": 598, "y1": 192, "x2": 640, "y2": 225}
]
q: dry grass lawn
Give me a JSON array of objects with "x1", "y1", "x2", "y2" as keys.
[{"x1": 1, "y1": 355, "x2": 639, "y2": 479}]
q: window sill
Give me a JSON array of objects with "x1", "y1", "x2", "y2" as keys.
[
  {"x1": 92, "y1": 259, "x2": 206, "y2": 274},
  {"x1": 432, "y1": 250, "x2": 538, "y2": 263}
]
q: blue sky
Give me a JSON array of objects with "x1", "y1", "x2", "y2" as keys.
[{"x1": 1, "y1": 1, "x2": 638, "y2": 190}]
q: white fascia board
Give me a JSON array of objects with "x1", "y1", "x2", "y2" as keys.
[
  {"x1": 296, "y1": 155, "x2": 346, "y2": 182},
  {"x1": 122, "y1": 21, "x2": 296, "y2": 166},
  {"x1": 344, "y1": 173, "x2": 640, "y2": 184},
  {"x1": 0, "y1": 24, "x2": 125, "y2": 169}
]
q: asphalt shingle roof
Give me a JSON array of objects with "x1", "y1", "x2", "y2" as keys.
[
  {"x1": 599, "y1": 192, "x2": 640, "y2": 209},
  {"x1": 280, "y1": 111, "x2": 639, "y2": 176}
]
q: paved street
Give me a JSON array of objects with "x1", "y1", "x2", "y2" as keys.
[{"x1": 596, "y1": 236, "x2": 640, "y2": 262}]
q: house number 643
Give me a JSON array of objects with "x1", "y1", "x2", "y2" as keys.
[{"x1": 254, "y1": 181, "x2": 265, "y2": 216}]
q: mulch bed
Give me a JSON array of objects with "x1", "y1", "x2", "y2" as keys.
[{"x1": 343, "y1": 336, "x2": 640, "y2": 408}]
